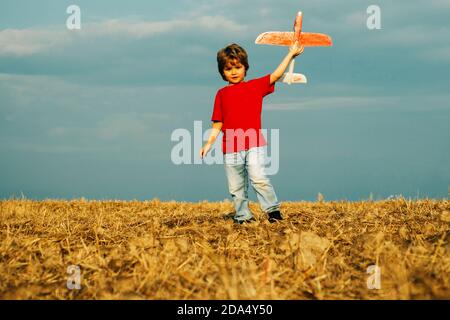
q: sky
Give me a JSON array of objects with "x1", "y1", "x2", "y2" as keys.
[{"x1": 0, "y1": 0, "x2": 449, "y2": 202}]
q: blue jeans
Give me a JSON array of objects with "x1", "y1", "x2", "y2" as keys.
[{"x1": 223, "y1": 146, "x2": 280, "y2": 221}]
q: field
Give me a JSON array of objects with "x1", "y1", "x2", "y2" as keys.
[{"x1": 0, "y1": 197, "x2": 449, "y2": 299}]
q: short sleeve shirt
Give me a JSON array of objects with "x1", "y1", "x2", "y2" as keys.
[{"x1": 211, "y1": 74, "x2": 275, "y2": 153}]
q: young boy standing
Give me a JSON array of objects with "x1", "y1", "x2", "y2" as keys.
[{"x1": 200, "y1": 42, "x2": 304, "y2": 224}]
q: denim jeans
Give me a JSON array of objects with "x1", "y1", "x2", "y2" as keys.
[{"x1": 223, "y1": 146, "x2": 280, "y2": 221}]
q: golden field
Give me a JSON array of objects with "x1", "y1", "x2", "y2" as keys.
[{"x1": 0, "y1": 197, "x2": 449, "y2": 299}]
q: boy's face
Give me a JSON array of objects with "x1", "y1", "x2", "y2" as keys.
[{"x1": 223, "y1": 59, "x2": 245, "y2": 84}]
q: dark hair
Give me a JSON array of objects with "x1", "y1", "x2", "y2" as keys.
[{"x1": 217, "y1": 43, "x2": 249, "y2": 81}]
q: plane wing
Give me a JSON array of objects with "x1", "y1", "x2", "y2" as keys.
[{"x1": 255, "y1": 32, "x2": 332, "y2": 47}]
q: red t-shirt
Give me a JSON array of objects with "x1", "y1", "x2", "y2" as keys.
[{"x1": 211, "y1": 74, "x2": 275, "y2": 153}]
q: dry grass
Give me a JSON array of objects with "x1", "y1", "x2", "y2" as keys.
[{"x1": 0, "y1": 197, "x2": 449, "y2": 300}]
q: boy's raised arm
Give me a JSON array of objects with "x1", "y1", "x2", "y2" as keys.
[{"x1": 270, "y1": 42, "x2": 304, "y2": 85}]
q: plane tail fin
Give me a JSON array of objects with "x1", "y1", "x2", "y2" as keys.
[{"x1": 279, "y1": 73, "x2": 307, "y2": 84}]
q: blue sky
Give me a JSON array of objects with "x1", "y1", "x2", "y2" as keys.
[{"x1": 1, "y1": 0, "x2": 449, "y2": 201}]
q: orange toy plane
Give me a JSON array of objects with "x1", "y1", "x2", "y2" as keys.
[{"x1": 255, "y1": 11, "x2": 332, "y2": 84}]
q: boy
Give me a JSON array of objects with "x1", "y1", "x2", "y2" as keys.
[{"x1": 200, "y1": 42, "x2": 304, "y2": 224}]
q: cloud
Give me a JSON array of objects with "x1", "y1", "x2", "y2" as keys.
[
  {"x1": 431, "y1": 0, "x2": 450, "y2": 8},
  {"x1": 51, "y1": 112, "x2": 170, "y2": 141},
  {"x1": 0, "y1": 72, "x2": 215, "y2": 114},
  {"x1": 0, "y1": 15, "x2": 246, "y2": 57},
  {"x1": 83, "y1": 15, "x2": 247, "y2": 38},
  {"x1": 97, "y1": 112, "x2": 171, "y2": 140},
  {"x1": 265, "y1": 95, "x2": 450, "y2": 111},
  {"x1": 10, "y1": 142, "x2": 121, "y2": 154},
  {"x1": 367, "y1": 25, "x2": 450, "y2": 46},
  {"x1": 421, "y1": 45, "x2": 450, "y2": 63},
  {"x1": 3, "y1": 112, "x2": 172, "y2": 155},
  {"x1": 266, "y1": 96, "x2": 382, "y2": 111},
  {"x1": 0, "y1": 28, "x2": 69, "y2": 56},
  {"x1": 47, "y1": 112, "x2": 171, "y2": 140},
  {"x1": 0, "y1": 72, "x2": 211, "y2": 156}
]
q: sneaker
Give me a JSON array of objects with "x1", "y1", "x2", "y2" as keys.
[
  {"x1": 223, "y1": 212, "x2": 236, "y2": 221},
  {"x1": 233, "y1": 217, "x2": 255, "y2": 224},
  {"x1": 268, "y1": 210, "x2": 283, "y2": 223}
]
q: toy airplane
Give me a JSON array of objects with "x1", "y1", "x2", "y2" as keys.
[{"x1": 255, "y1": 11, "x2": 332, "y2": 84}]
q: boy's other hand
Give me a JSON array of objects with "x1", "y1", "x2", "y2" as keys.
[
  {"x1": 289, "y1": 41, "x2": 304, "y2": 58},
  {"x1": 200, "y1": 142, "x2": 212, "y2": 159}
]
